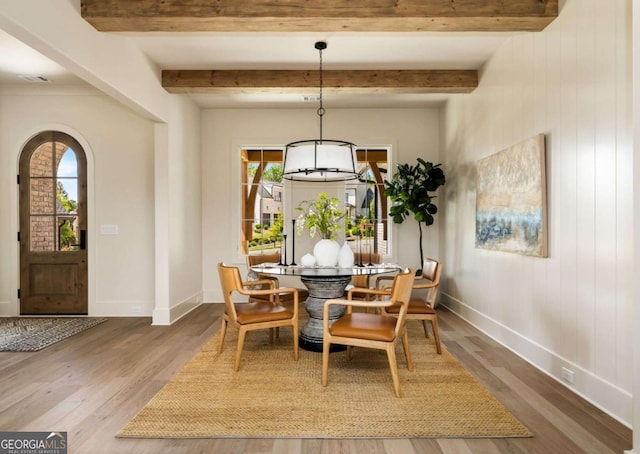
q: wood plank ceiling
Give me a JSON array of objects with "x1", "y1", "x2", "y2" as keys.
[{"x1": 81, "y1": 0, "x2": 558, "y2": 95}]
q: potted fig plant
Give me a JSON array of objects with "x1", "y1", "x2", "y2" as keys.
[{"x1": 384, "y1": 158, "x2": 446, "y2": 270}]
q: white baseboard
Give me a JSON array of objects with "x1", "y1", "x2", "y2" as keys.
[
  {"x1": 2, "y1": 293, "x2": 214, "y2": 322},
  {"x1": 90, "y1": 300, "x2": 154, "y2": 317},
  {"x1": 1, "y1": 299, "x2": 155, "y2": 317},
  {"x1": 152, "y1": 291, "x2": 204, "y2": 325},
  {"x1": 441, "y1": 293, "x2": 633, "y2": 428}
]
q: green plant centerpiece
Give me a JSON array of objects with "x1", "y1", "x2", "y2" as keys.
[
  {"x1": 384, "y1": 158, "x2": 446, "y2": 269},
  {"x1": 295, "y1": 192, "x2": 346, "y2": 266},
  {"x1": 295, "y1": 192, "x2": 345, "y2": 240}
]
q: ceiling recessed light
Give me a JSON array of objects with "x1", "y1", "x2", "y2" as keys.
[{"x1": 19, "y1": 75, "x2": 50, "y2": 83}]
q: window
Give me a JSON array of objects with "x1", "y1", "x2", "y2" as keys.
[
  {"x1": 241, "y1": 149, "x2": 284, "y2": 255},
  {"x1": 28, "y1": 139, "x2": 81, "y2": 252},
  {"x1": 347, "y1": 148, "x2": 389, "y2": 256},
  {"x1": 240, "y1": 147, "x2": 390, "y2": 257}
]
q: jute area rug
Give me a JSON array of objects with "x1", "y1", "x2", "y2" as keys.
[
  {"x1": 0, "y1": 317, "x2": 107, "y2": 352},
  {"x1": 118, "y1": 318, "x2": 531, "y2": 439}
]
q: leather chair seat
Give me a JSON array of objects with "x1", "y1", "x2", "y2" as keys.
[
  {"x1": 235, "y1": 303, "x2": 293, "y2": 324},
  {"x1": 385, "y1": 298, "x2": 437, "y2": 315},
  {"x1": 251, "y1": 288, "x2": 309, "y2": 304},
  {"x1": 322, "y1": 269, "x2": 416, "y2": 397},
  {"x1": 380, "y1": 258, "x2": 442, "y2": 355},
  {"x1": 217, "y1": 262, "x2": 299, "y2": 371},
  {"x1": 329, "y1": 313, "x2": 396, "y2": 342}
]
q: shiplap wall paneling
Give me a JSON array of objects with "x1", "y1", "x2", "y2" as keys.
[
  {"x1": 441, "y1": 0, "x2": 632, "y2": 424},
  {"x1": 592, "y1": 0, "x2": 618, "y2": 385},
  {"x1": 575, "y1": 0, "x2": 597, "y2": 373},
  {"x1": 614, "y1": 0, "x2": 633, "y2": 394}
]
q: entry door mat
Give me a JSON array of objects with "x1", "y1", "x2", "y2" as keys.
[{"x1": 0, "y1": 317, "x2": 107, "y2": 351}]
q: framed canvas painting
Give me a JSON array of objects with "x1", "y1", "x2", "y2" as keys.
[{"x1": 475, "y1": 134, "x2": 547, "y2": 257}]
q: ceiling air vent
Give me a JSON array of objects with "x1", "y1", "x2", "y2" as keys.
[{"x1": 18, "y1": 75, "x2": 50, "y2": 83}]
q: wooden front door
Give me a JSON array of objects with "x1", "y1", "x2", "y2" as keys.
[{"x1": 19, "y1": 131, "x2": 88, "y2": 315}]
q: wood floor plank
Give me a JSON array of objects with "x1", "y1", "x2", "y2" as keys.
[
  {"x1": 436, "y1": 438, "x2": 475, "y2": 454},
  {"x1": 487, "y1": 438, "x2": 531, "y2": 454},
  {"x1": 272, "y1": 438, "x2": 303, "y2": 454},
  {"x1": 24, "y1": 377, "x2": 129, "y2": 431},
  {"x1": 410, "y1": 438, "x2": 444, "y2": 454},
  {"x1": 0, "y1": 304, "x2": 631, "y2": 453},
  {"x1": 442, "y1": 347, "x2": 575, "y2": 450},
  {"x1": 383, "y1": 438, "x2": 417, "y2": 454},
  {"x1": 493, "y1": 368, "x2": 615, "y2": 454}
]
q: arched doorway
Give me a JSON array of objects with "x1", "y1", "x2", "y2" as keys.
[{"x1": 18, "y1": 131, "x2": 88, "y2": 314}]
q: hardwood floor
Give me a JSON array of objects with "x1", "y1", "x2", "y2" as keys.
[{"x1": 0, "y1": 304, "x2": 632, "y2": 453}]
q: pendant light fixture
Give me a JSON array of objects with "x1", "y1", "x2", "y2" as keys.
[{"x1": 282, "y1": 41, "x2": 358, "y2": 182}]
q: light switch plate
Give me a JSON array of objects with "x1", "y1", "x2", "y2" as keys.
[{"x1": 100, "y1": 224, "x2": 119, "y2": 235}]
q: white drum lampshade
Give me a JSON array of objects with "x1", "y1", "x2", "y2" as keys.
[
  {"x1": 283, "y1": 140, "x2": 358, "y2": 182},
  {"x1": 282, "y1": 41, "x2": 358, "y2": 182}
]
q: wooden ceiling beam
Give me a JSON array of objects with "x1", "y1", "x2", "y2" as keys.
[
  {"x1": 162, "y1": 70, "x2": 478, "y2": 94},
  {"x1": 81, "y1": 0, "x2": 558, "y2": 32}
]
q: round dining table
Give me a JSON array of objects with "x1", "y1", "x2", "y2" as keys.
[{"x1": 250, "y1": 263, "x2": 401, "y2": 352}]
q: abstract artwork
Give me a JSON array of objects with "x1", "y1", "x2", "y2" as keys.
[{"x1": 475, "y1": 134, "x2": 547, "y2": 257}]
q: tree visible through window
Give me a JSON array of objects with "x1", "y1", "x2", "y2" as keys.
[
  {"x1": 29, "y1": 143, "x2": 80, "y2": 252},
  {"x1": 240, "y1": 147, "x2": 389, "y2": 256}
]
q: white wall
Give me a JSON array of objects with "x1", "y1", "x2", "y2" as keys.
[
  {"x1": 168, "y1": 96, "x2": 203, "y2": 319},
  {"x1": 0, "y1": 86, "x2": 156, "y2": 316},
  {"x1": 442, "y1": 0, "x2": 633, "y2": 426},
  {"x1": 631, "y1": 1, "x2": 639, "y2": 451},
  {"x1": 1, "y1": 1, "x2": 205, "y2": 324},
  {"x1": 201, "y1": 107, "x2": 442, "y2": 301},
  {"x1": 150, "y1": 96, "x2": 205, "y2": 326},
  {"x1": 0, "y1": 0, "x2": 169, "y2": 122}
]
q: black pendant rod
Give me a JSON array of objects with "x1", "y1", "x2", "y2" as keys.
[{"x1": 315, "y1": 41, "x2": 326, "y2": 143}]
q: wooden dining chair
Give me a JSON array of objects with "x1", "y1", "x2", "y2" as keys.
[
  {"x1": 246, "y1": 252, "x2": 309, "y2": 304},
  {"x1": 322, "y1": 268, "x2": 415, "y2": 397},
  {"x1": 217, "y1": 262, "x2": 299, "y2": 371},
  {"x1": 347, "y1": 252, "x2": 382, "y2": 297},
  {"x1": 377, "y1": 258, "x2": 443, "y2": 354}
]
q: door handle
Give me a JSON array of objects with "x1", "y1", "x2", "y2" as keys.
[{"x1": 70, "y1": 230, "x2": 86, "y2": 250}]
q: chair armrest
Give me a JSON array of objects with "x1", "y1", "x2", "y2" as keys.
[
  {"x1": 412, "y1": 281, "x2": 437, "y2": 290},
  {"x1": 347, "y1": 287, "x2": 390, "y2": 300},
  {"x1": 326, "y1": 298, "x2": 394, "y2": 310},
  {"x1": 241, "y1": 278, "x2": 276, "y2": 289},
  {"x1": 239, "y1": 286, "x2": 297, "y2": 297},
  {"x1": 377, "y1": 272, "x2": 437, "y2": 290},
  {"x1": 238, "y1": 286, "x2": 299, "y2": 311},
  {"x1": 375, "y1": 275, "x2": 395, "y2": 289},
  {"x1": 323, "y1": 296, "x2": 395, "y2": 322},
  {"x1": 257, "y1": 274, "x2": 281, "y2": 287}
]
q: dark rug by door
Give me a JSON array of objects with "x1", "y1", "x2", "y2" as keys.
[{"x1": 0, "y1": 317, "x2": 107, "y2": 352}]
